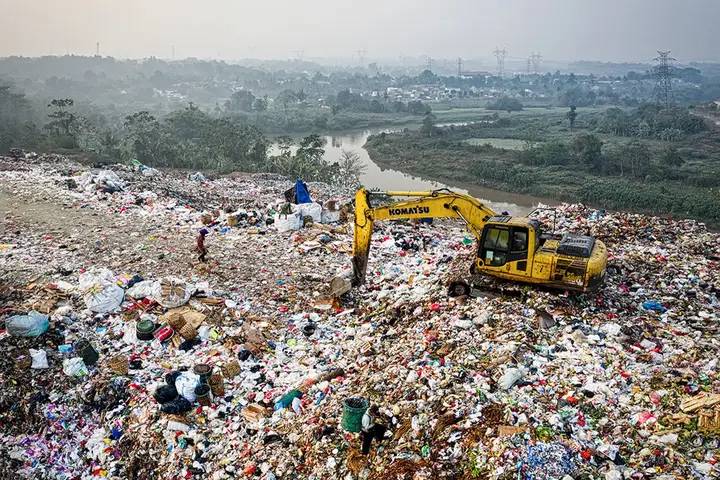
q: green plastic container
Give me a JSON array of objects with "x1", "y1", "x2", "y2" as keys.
[
  {"x1": 341, "y1": 397, "x2": 368, "y2": 433},
  {"x1": 136, "y1": 319, "x2": 155, "y2": 341}
]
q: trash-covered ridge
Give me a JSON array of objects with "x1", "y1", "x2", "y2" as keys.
[{"x1": 1, "y1": 154, "x2": 719, "y2": 480}]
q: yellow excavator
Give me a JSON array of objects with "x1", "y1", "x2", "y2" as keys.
[{"x1": 351, "y1": 187, "x2": 607, "y2": 294}]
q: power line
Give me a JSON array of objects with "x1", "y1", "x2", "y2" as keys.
[
  {"x1": 653, "y1": 50, "x2": 675, "y2": 107},
  {"x1": 493, "y1": 47, "x2": 507, "y2": 78}
]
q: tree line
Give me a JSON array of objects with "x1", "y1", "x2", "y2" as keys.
[{"x1": 0, "y1": 87, "x2": 364, "y2": 184}]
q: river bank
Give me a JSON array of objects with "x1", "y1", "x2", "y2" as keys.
[
  {"x1": 364, "y1": 122, "x2": 720, "y2": 228},
  {"x1": 272, "y1": 125, "x2": 549, "y2": 216}
]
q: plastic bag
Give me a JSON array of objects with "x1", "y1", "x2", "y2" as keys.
[
  {"x1": 6, "y1": 311, "x2": 49, "y2": 337},
  {"x1": 642, "y1": 300, "x2": 667, "y2": 313},
  {"x1": 84, "y1": 285, "x2": 124, "y2": 313},
  {"x1": 141, "y1": 166, "x2": 160, "y2": 177},
  {"x1": 78, "y1": 170, "x2": 125, "y2": 193},
  {"x1": 296, "y1": 203, "x2": 322, "y2": 223},
  {"x1": 123, "y1": 321, "x2": 138, "y2": 344},
  {"x1": 79, "y1": 268, "x2": 124, "y2": 313},
  {"x1": 321, "y1": 209, "x2": 341, "y2": 223},
  {"x1": 498, "y1": 367, "x2": 526, "y2": 390},
  {"x1": 126, "y1": 280, "x2": 157, "y2": 299},
  {"x1": 274, "y1": 213, "x2": 302, "y2": 232},
  {"x1": 175, "y1": 372, "x2": 200, "y2": 402},
  {"x1": 63, "y1": 357, "x2": 89, "y2": 377},
  {"x1": 30, "y1": 349, "x2": 49, "y2": 369}
]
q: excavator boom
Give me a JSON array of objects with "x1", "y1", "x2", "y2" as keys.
[{"x1": 352, "y1": 188, "x2": 497, "y2": 284}]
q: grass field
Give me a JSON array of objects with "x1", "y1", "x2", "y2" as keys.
[{"x1": 464, "y1": 138, "x2": 529, "y2": 149}]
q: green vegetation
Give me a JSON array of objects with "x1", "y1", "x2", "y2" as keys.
[
  {"x1": 365, "y1": 104, "x2": 720, "y2": 225},
  {"x1": 0, "y1": 86, "x2": 41, "y2": 152},
  {"x1": 4, "y1": 55, "x2": 720, "y2": 224},
  {"x1": 121, "y1": 105, "x2": 267, "y2": 171},
  {"x1": 0, "y1": 88, "x2": 362, "y2": 185},
  {"x1": 221, "y1": 88, "x2": 432, "y2": 133},
  {"x1": 119, "y1": 109, "x2": 364, "y2": 183},
  {"x1": 486, "y1": 96, "x2": 523, "y2": 112}
]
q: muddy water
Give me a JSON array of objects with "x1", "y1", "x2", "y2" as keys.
[{"x1": 318, "y1": 128, "x2": 553, "y2": 216}]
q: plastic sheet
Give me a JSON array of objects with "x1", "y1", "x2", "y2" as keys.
[
  {"x1": 62, "y1": 357, "x2": 88, "y2": 377},
  {"x1": 274, "y1": 212, "x2": 302, "y2": 232}
]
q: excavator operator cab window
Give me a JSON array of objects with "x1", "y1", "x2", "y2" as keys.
[
  {"x1": 481, "y1": 226, "x2": 509, "y2": 266},
  {"x1": 481, "y1": 226, "x2": 529, "y2": 268},
  {"x1": 512, "y1": 229, "x2": 528, "y2": 252}
]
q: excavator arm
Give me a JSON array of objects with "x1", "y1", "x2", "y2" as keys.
[{"x1": 352, "y1": 187, "x2": 498, "y2": 285}]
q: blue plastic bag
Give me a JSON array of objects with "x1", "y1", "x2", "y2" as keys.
[
  {"x1": 642, "y1": 300, "x2": 667, "y2": 313},
  {"x1": 6, "y1": 311, "x2": 50, "y2": 337}
]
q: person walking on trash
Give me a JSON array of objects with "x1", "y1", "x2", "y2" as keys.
[
  {"x1": 195, "y1": 228, "x2": 209, "y2": 262},
  {"x1": 360, "y1": 405, "x2": 387, "y2": 455}
]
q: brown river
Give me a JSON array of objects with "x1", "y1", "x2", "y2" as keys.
[{"x1": 318, "y1": 128, "x2": 553, "y2": 216}]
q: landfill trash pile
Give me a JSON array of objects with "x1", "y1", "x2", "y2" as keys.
[{"x1": 1, "y1": 154, "x2": 719, "y2": 480}]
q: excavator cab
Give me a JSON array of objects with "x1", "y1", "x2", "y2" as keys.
[
  {"x1": 477, "y1": 217, "x2": 536, "y2": 271},
  {"x1": 348, "y1": 187, "x2": 607, "y2": 294},
  {"x1": 471, "y1": 216, "x2": 606, "y2": 291}
]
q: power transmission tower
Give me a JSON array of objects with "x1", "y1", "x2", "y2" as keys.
[
  {"x1": 426, "y1": 56, "x2": 433, "y2": 71},
  {"x1": 96, "y1": 42, "x2": 100, "y2": 57},
  {"x1": 457, "y1": 57, "x2": 463, "y2": 76},
  {"x1": 356, "y1": 49, "x2": 366, "y2": 67},
  {"x1": 653, "y1": 50, "x2": 675, "y2": 107},
  {"x1": 531, "y1": 52, "x2": 542, "y2": 74},
  {"x1": 493, "y1": 47, "x2": 507, "y2": 78},
  {"x1": 526, "y1": 57, "x2": 531, "y2": 74}
]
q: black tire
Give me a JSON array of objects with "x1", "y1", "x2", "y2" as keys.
[{"x1": 448, "y1": 280, "x2": 471, "y2": 297}]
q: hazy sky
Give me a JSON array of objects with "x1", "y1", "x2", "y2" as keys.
[{"x1": 2, "y1": 0, "x2": 718, "y2": 63}]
